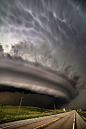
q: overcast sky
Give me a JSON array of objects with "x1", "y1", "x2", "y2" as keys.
[{"x1": 0, "y1": 0, "x2": 86, "y2": 109}]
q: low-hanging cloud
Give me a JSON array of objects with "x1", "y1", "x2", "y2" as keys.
[{"x1": 0, "y1": 47, "x2": 80, "y2": 106}]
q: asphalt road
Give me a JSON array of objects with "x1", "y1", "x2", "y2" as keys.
[{"x1": 0, "y1": 111, "x2": 86, "y2": 129}]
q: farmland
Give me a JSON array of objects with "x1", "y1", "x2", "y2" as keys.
[{"x1": 0, "y1": 104, "x2": 69, "y2": 124}]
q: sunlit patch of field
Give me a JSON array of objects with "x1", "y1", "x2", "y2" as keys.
[{"x1": 0, "y1": 104, "x2": 70, "y2": 124}]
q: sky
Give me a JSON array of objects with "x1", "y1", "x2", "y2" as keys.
[{"x1": 0, "y1": 0, "x2": 86, "y2": 109}]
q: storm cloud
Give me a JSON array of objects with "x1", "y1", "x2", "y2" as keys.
[{"x1": 0, "y1": 53, "x2": 80, "y2": 107}]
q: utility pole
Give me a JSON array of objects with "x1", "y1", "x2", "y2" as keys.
[
  {"x1": 54, "y1": 105, "x2": 56, "y2": 112},
  {"x1": 18, "y1": 96, "x2": 23, "y2": 114}
]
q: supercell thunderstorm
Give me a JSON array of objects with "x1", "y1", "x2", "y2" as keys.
[{"x1": 0, "y1": 0, "x2": 86, "y2": 108}]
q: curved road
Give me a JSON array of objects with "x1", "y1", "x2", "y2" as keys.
[{"x1": 0, "y1": 111, "x2": 86, "y2": 129}]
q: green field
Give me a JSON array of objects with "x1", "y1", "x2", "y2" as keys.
[
  {"x1": 77, "y1": 110, "x2": 86, "y2": 122},
  {"x1": 0, "y1": 104, "x2": 70, "y2": 124}
]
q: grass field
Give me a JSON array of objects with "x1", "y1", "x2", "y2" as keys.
[
  {"x1": 77, "y1": 110, "x2": 86, "y2": 122},
  {"x1": 0, "y1": 104, "x2": 70, "y2": 124}
]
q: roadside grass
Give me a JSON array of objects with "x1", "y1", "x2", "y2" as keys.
[
  {"x1": 77, "y1": 110, "x2": 86, "y2": 122},
  {"x1": 0, "y1": 104, "x2": 70, "y2": 124}
]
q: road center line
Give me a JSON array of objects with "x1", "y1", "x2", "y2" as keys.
[{"x1": 34, "y1": 113, "x2": 70, "y2": 129}]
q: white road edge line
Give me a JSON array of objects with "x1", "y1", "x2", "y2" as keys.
[{"x1": 73, "y1": 112, "x2": 75, "y2": 129}]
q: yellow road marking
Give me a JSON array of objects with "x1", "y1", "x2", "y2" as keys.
[{"x1": 34, "y1": 113, "x2": 70, "y2": 129}]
